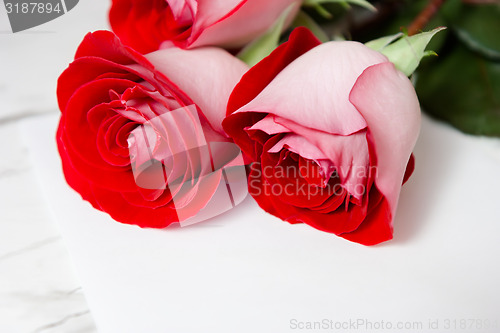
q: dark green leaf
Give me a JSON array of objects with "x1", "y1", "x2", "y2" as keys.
[
  {"x1": 442, "y1": 0, "x2": 500, "y2": 60},
  {"x1": 303, "y1": 0, "x2": 376, "y2": 12},
  {"x1": 416, "y1": 44, "x2": 500, "y2": 136},
  {"x1": 354, "y1": 0, "x2": 448, "y2": 53}
]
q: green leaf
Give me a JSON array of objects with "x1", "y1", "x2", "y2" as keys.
[
  {"x1": 311, "y1": 3, "x2": 333, "y2": 19},
  {"x1": 375, "y1": 27, "x2": 446, "y2": 76},
  {"x1": 416, "y1": 44, "x2": 500, "y2": 137},
  {"x1": 442, "y1": 0, "x2": 500, "y2": 60},
  {"x1": 303, "y1": 0, "x2": 376, "y2": 12},
  {"x1": 355, "y1": 0, "x2": 448, "y2": 55},
  {"x1": 365, "y1": 32, "x2": 403, "y2": 52},
  {"x1": 292, "y1": 10, "x2": 330, "y2": 42},
  {"x1": 237, "y1": 4, "x2": 295, "y2": 67}
]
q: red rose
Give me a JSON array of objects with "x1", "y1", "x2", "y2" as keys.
[
  {"x1": 222, "y1": 28, "x2": 421, "y2": 245},
  {"x1": 109, "y1": 0, "x2": 300, "y2": 53},
  {"x1": 57, "y1": 30, "x2": 248, "y2": 227}
]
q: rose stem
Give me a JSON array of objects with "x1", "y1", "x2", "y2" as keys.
[{"x1": 407, "y1": 0, "x2": 447, "y2": 36}]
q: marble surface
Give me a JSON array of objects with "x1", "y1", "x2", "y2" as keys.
[
  {"x1": 0, "y1": 121, "x2": 97, "y2": 333},
  {"x1": 0, "y1": 1, "x2": 110, "y2": 331}
]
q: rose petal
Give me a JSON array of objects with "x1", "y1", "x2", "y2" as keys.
[
  {"x1": 190, "y1": 0, "x2": 300, "y2": 49},
  {"x1": 248, "y1": 114, "x2": 290, "y2": 135},
  {"x1": 349, "y1": 62, "x2": 421, "y2": 216},
  {"x1": 91, "y1": 185, "x2": 179, "y2": 228},
  {"x1": 268, "y1": 117, "x2": 370, "y2": 201},
  {"x1": 226, "y1": 27, "x2": 321, "y2": 116},
  {"x1": 248, "y1": 163, "x2": 369, "y2": 235},
  {"x1": 167, "y1": 0, "x2": 197, "y2": 24},
  {"x1": 339, "y1": 189, "x2": 393, "y2": 246},
  {"x1": 109, "y1": 0, "x2": 170, "y2": 54},
  {"x1": 146, "y1": 46, "x2": 248, "y2": 136},
  {"x1": 235, "y1": 41, "x2": 388, "y2": 136}
]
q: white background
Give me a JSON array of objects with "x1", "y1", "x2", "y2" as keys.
[
  {"x1": 1, "y1": 1, "x2": 108, "y2": 332},
  {"x1": 2, "y1": 1, "x2": 500, "y2": 332}
]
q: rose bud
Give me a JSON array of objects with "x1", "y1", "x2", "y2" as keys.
[
  {"x1": 223, "y1": 27, "x2": 421, "y2": 245},
  {"x1": 57, "y1": 30, "x2": 249, "y2": 228},
  {"x1": 109, "y1": 0, "x2": 301, "y2": 53}
]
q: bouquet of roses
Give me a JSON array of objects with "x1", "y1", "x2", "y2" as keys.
[{"x1": 56, "y1": 0, "x2": 444, "y2": 245}]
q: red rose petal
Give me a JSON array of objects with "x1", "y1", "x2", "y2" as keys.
[
  {"x1": 339, "y1": 189, "x2": 393, "y2": 246},
  {"x1": 248, "y1": 163, "x2": 370, "y2": 235}
]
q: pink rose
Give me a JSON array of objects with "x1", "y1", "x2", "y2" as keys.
[
  {"x1": 223, "y1": 28, "x2": 421, "y2": 245},
  {"x1": 109, "y1": 0, "x2": 301, "y2": 53},
  {"x1": 57, "y1": 30, "x2": 248, "y2": 228}
]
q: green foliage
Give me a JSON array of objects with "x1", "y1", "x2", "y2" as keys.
[
  {"x1": 303, "y1": 0, "x2": 376, "y2": 12},
  {"x1": 412, "y1": 0, "x2": 500, "y2": 136},
  {"x1": 366, "y1": 28, "x2": 445, "y2": 76},
  {"x1": 237, "y1": 4, "x2": 295, "y2": 67},
  {"x1": 441, "y1": 0, "x2": 500, "y2": 60},
  {"x1": 241, "y1": 0, "x2": 500, "y2": 136},
  {"x1": 360, "y1": 0, "x2": 500, "y2": 136},
  {"x1": 292, "y1": 10, "x2": 330, "y2": 42},
  {"x1": 416, "y1": 44, "x2": 500, "y2": 136},
  {"x1": 364, "y1": 32, "x2": 403, "y2": 52},
  {"x1": 355, "y1": 0, "x2": 449, "y2": 54}
]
